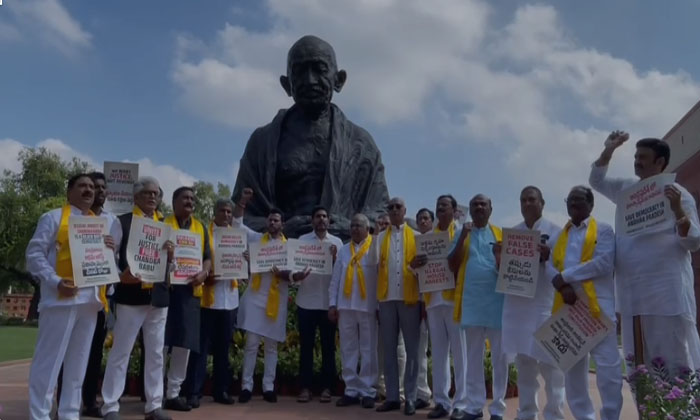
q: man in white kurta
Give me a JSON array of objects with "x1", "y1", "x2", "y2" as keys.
[
  {"x1": 296, "y1": 206, "x2": 343, "y2": 403},
  {"x1": 547, "y1": 186, "x2": 622, "y2": 420},
  {"x1": 500, "y1": 187, "x2": 565, "y2": 420},
  {"x1": 329, "y1": 214, "x2": 378, "y2": 409},
  {"x1": 420, "y1": 196, "x2": 468, "y2": 419},
  {"x1": 590, "y1": 132, "x2": 700, "y2": 376},
  {"x1": 26, "y1": 174, "x2": 113, "y2": 420}
]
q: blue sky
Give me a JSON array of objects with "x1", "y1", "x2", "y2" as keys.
[{"x1": 1, "y1": 0, "x2": 699, "y2": 228}]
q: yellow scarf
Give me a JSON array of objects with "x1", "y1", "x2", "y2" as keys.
[
  {"x1": 425, "y1": 221, "x2": 457, "y2": 306},
  {"x1": 552, "y1": 218, "x2": 601, "y2": 318},
  {"x1": 132, "y1": 206, "x2": 160, "y2": 290},
  {"x1": 453, "y1": 224, "x2": 502, "y2": 322},
  {"x1": 55, "y1": 204, "x2": 109, "y2": 311},
  {"x1": 202, "y1": 222, "x2": 238, "y2": 308},
  {"x1": 378, "y1": 225, "x2": 419, "y2": 304},
  {"x1": 344, "y1": 235, "x2": 373, "y2": 300},
  {"x1": 164, "y1": 214, "x2": 205, "y2": 298},
  {"x1": 251, "y1": 232, "x2": 287, "y2": 319}
]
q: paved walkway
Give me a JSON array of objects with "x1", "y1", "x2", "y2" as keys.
[{"x1": 0, "y1": 360, "x2": 637, "y2": 419}]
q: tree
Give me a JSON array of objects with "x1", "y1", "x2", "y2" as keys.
[
  {"x1": 192, "y1": 181, "x2": 232, "y2": 223},
  {"x1": 0, "y1": 148, "x2": 91, "y2": 301}
]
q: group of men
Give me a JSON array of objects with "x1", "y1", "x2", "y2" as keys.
[{"x1": 25, "y1": 131, "x2": 700, "y2": 420}]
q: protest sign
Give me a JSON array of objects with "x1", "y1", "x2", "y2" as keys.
[
  {"x1": 68, "y1": 216, "x2": 119, "y2": 287},
  {"x1": 104, "y1": 161, "x2": 138, "y2": 214},
  {"x1": 213, "y1": 227, "x2": 248, "y2": 279},
  {"x1": 287, "y1": 239, "x2": 333, "y2": 275},
  {"x1": 617, "y1": 173, "x2": 677, "y2": 236},
  {"x1": 126, "y1": 217, "x2": 171, "y2": 283},
  {"x1": 249, "y1": 240, "x2": 288, "y2": 273},
  {"x1": 416, "y1": 232, "x2": 454, "y2": 293},
  {"x1": 496, "y1": 228, "x2": 540, "y2": 298},
  {"x1": 169, "y1": 230, "x2": 203, "y2": 285}
]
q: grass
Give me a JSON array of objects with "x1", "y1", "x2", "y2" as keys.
[{"x1": 0, "y1": 326, "x2": 38, "y2": 362}]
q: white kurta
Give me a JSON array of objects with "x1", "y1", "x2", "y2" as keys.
[
  {"x1": 376, "y1": 224, "x2": 410, "y2": 302},
  {"x1": 235, "y1": 225, "x2": 288, "y2": 343},
  {"x1": 296, "y1": 231, "x2": 343, "y2": 310},
  {"x1": 329, "y1": 237, "x2": 378, "y2": 313},
  {"x1": 501, "y1": 217, "x2": 561, "y2": 362}
]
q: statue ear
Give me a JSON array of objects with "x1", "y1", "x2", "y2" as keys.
[
  {"x1": 333, "y1": 70, "x2": 347, "y2": 93},
  {"x1": 280, "y1": 75, "x2": 292, "y2": 97}
]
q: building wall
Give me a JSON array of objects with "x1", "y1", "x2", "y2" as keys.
[{"x1": 0, "y1": 294, "x2": 33, "y2": 320}]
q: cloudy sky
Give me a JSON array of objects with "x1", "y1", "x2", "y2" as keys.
[{"x1": 1, "y1": 0, "x2": 699, "y2": 227}]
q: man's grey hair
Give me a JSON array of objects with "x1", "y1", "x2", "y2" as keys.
[
  {"x1": 215, "y1": 198, "x2": 235, "y2": 211},
  {"x1": 133, "y1": 176, "x2": 160, "y2": 196},
  {"x1": 352, "y1": 213, "x2": 370, "y2": 229}
]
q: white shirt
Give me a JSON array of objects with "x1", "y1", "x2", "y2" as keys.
[
  {"x1": 376, "y1": 223, "x2": 413, "y2": 302},
  {"x1": 589, "y1": 164, "x2": 700, "y2": 319},
  {"x1": 295, "y1": 231, "x2": 343, "y2": 310},
  {"x1": 501, "y1": 218, "x2": 561, "y2": 361},
  {"x1": 26, "y1": 206, "x2": 113, "y2": 311},
  {"x1": 328, "y1": 236, "x2": 378, "y2": 313}
]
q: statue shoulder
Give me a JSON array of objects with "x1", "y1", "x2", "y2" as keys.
[
  {"x1": 244, "y1": 109, "x2": 289, "y2": 151},
  {"x1": 343, "y1": 118, "x2": 381, "y2": 155}
]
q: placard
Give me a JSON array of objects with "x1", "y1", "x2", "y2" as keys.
[
  {"x1": 416, "y1": 232, "x2": 454, "y2": 293},
  {"x1": 126, "y1": 217, "x2": 171, "y2": 283},
  {"x1": 249, "y1": 240, "x2": 288, "y2": 273},
  {"x1": 534, "y1": 296, "x2": 615, "y2": 371},
  {"x1": 68, "y1": 216, "x2": 119, "y2": 287},
  {"x1": 213, "y1": 227, "x2": 248, "y2": 279},
  {"x1": 495, "y1": 228, "x2": 540, "y2": 298},
  {"x1": 104, "y1": 161, "x2": 138, "y2": 214},
  {"x1": 169, "y1": 230, "x2": 203, "y2": 285},
  {"x1": 617, "y1": 173, "x2": 677, "y2": 236},
  {"x1": 287, "y1": 239, "x2": 333, "y2": 275}
]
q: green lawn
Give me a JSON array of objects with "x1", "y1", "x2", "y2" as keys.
[{"x1": 0, "y1": 326, "x2": 38, "y2": 362}]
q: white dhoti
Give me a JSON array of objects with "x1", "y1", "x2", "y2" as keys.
[
  {"x1": 101, "y1": 304, "x2": 168, "y2": 415},
  {"x1": 241, "y1": 332, "x2": 278, "y2": 392},
  {"x1": 338, "y1": 309, "x2": 378, "y2": 398},
  {"x1": 427, "y1": 305, "x2": 467, "y2": 411},
  {"x1": 416, "y1": 319, "x2": 432, "y2": 401},
  {"x1": 465, "y1": 326, "x2": 507, "y2": 417},
  {"x1": 165, "y1": 346, "x2": 190, "y2": 399},
  {"x1": 29, "y1": 303, "x2": 99, "y2": 420},
  {"x1": 515, "y1": 354, "x2": 565, "y2": 420}
]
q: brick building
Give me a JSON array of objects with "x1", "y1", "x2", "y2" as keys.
[{"x1": 0, "y1": 293, "x2": 33, "y2": 320}]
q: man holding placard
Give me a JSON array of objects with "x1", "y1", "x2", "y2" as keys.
[
  {"x1": 375, "y1": 197, "x2": 423, "y2": 415},
  {"x1": 412, "y1": 208, "x2": 434, "y2": 411},
  {"x1": 448, "y1": 194, "x2": 506, "y2": 420},
  {"x1": 185, "y1": 198, "x2": 242, "y2": 407},
  {"x1": 329, "y1": 214, "x2": 378, "y2": 409},
  {"x1": 162, "y1": 186, "x2": 211, "y2": 411},
  {"x1": 498, "y1": 186, "x2": 565, "y2": 420},
  {"x1": 102, "y1": 176, "x2": 174, "y2": 420},
  {"x1": 26, "y1": 173, "x2": 116, "y2": 420},
  {"x1": 295, "y1": 205, "x2": 342, "y2": 403},
  {"x1": 545, "y1": 186, "x2": 622, "y2": 420},
  {"x1": 590, "y1": 132, "x2": 700, "y2": 376},
  {"x1": 235, "y1": 196, "x2": 312, "y2": 404},
  {"x1": 422, "y1": 196, "x2": 468, "y2": 420}
]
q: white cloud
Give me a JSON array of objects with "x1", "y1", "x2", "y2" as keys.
[
  {"x1": 7, "y1": 0, "x2": 91, "y2": 54},
  {"x1": 170, "y1": 0, "x2": 699, "y2": 226},
  {"x1": 0, "y1": 139, "x2": 26, "y2": 174},
  {"x1": 0, "y1": 21, "x2": 22, "y2": 43}
]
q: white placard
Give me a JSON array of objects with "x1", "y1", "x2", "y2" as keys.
[
  {"x1": 213, "y1": 227, "x2": 248, "y2": 279},
  {"x1": 104, "y1": 161, "x2": 138, "y2": 215},
  {"x1": 534, "y1": 296, "x2": 615, "y2": 372},
  {"x1": 249, "y1": 240, "x2": 288, "y2": 274},
  {"x1": 496, "y1": 228, "x2": 540, "y2": 298},
  {"x1": 416, "y1": 232, "x2": 454, "y2": 293},
  {"x1": 287, "y1": 239, "x2": 333, "y2": 275},
  {"x1": 617, "y1": 173, "x2": 677, "y2": 236},
  {"x1": 126, "y1": 217, "x2": 171, "y2": 283},
  {"x1": 169, "y1": 230, "x2": 203, "y2": 285},
  {"x1": 68, "y1": 216, "x2": 119, "y2": 287}
]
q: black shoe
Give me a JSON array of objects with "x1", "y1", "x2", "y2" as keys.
[
  {"x1": 164, "y1": 397, "x2": 191, "y2": 412},
  {"x1": 376, "y1": 401, "x2": 401, "y2": 412},
  {"x1": 214, "y1": 392, "x2": 235, "y2": 405},
  {"x1": 404, "y1": 400, "x2": 416, "y2": 416},
  {"x1": 451, "y1": 410, "x2": 483, "y2": 420},
  {"x1": 490, "y1": 416, "x2": 503, "y2": 420},
  {"x1": 145, "y1": 408, "x2": 172, "y2": 420},
  {"x1": 362, "y1": 396, "x2": 376, "y2": 409},
  {"x1": 238, "y1": 389, "x2": 252, "y2": 404},
  {"x1": 187, "y1": 396, "x2": 200, "y2": 409},
  {"x1": 263, "y1": 390, "x2": 277, "y2": 403},
  {"x1": 82, "y1": 405, "x2": 102, "y2": 418},
  {"x1": 336, "y1": 395, "x2": 361, "y2": 407},
  {"x1": 428, "y1": 404, "x2": 450, "y2": 419},
  {"x1": 415, "y1": 399, "x2": 430, "y2": 410}
]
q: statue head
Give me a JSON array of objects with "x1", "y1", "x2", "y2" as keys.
[{"x1": 280, "y1": 35, "x2": 347, "y2": 114}]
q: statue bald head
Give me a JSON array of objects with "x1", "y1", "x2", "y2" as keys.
[{"x1": 281, "y1": 35, "x2": 347, "y2": 115}]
